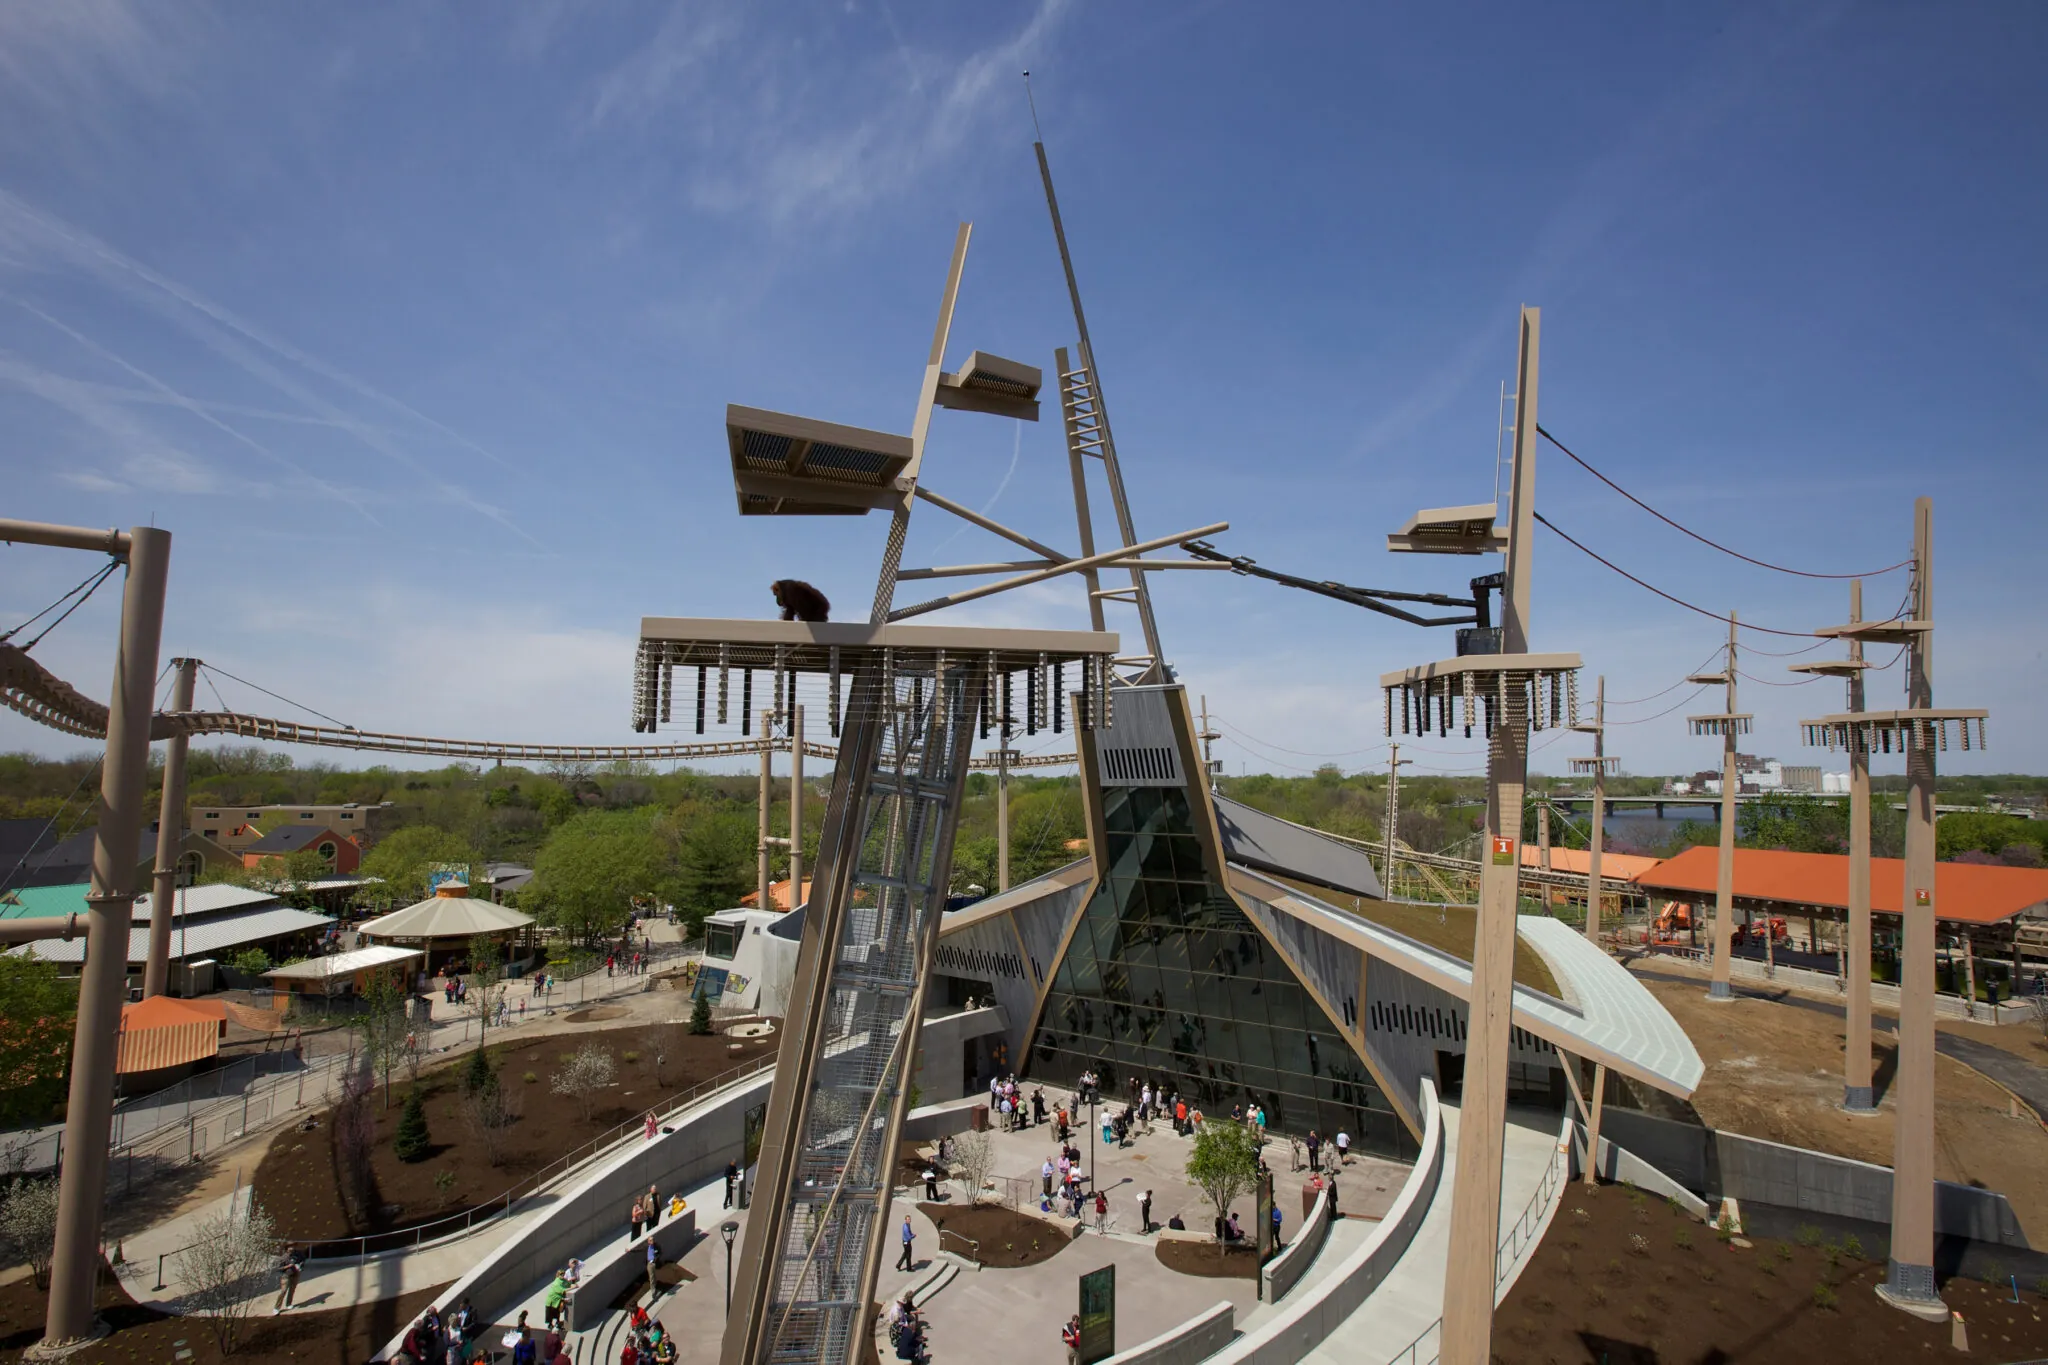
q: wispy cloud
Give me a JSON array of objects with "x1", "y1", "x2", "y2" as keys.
[
  {"x1": 0, "y1": 189, "x2": 541, "y2": 544},
  {"x1": 584, "y1": 0, "x2": 1070, "y2": 226},
  {"x1": 2, "y1": 297, "x2": 376, "y2": 518},
  {"x1": 0, "y1": 2, "x2": 204, "y2": 158}
]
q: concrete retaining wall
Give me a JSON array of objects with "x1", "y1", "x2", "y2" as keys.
[
  {"x1": 1572, "y1": 1127, "x2": 1711, "y2": 1219},
  {"x1": 1600, "y1": 1108, "x2": 2029, "y2": 1248},
  {"x1": 1260, "y1": 1187, "x2": 1330, "y2": 1304},
  {"x1": 569, "y1": 1210, "x2": 696, "y2": 1332},
  {"x1": 1101, "y1": 1301, "x2": 1236, "y2": 1365},
  {"x1": 393, "y1": 1067, "x2": 775, "y2": 1354},
  {"x1": 1206, "y1": 1079, "x2": 1446, "y2": 1365}
]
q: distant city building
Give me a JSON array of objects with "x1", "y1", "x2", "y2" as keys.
[{"x1": 1780, "y1": 765, "x2": 1823, "y2": 794}]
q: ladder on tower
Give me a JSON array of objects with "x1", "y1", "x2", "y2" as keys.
[{"x1": 1056, "y1": 353, "x2": 1166, "y2": 685}]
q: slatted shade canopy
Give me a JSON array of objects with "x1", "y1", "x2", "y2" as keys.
[{"x1": 726, "y1": 406, "x2": 913, "y2": 516}]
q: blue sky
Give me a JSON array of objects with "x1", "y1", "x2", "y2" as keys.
[{"x1": 2, "y1": 2, "x2": 2044, "y2": 783}]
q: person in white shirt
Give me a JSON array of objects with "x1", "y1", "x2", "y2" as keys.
[{"x1": 1335, "y1": 1129, "x2": 1350, "y2": 1165}]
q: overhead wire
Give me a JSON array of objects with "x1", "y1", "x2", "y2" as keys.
[
  {"x1": 1538, "y1": 425, "x2": 1913, "y2": 580},
  {"x1": 1602, "y1": 688, "x2": 1710, "y2": 727},
  {"x1": 1, "y1": 559, "x2": 120, "y2": 645},
  {"x1": 1532, "y1": 511, "x2": 1822, "y2": 638},
  {"x1": 200, "y1": 663, "x2": 355, "y2": 730}
]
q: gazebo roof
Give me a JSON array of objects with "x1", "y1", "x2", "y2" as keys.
[{"x1": 357, "y1": 886, "x2": 534, "y2": 940}]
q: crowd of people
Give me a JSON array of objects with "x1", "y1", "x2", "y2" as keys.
[{"x1": 394, "y1": 1296, "x2": 503, "y2": 1365}]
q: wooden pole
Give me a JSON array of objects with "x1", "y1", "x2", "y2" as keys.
[
  {"x1": 1709, "y1": 612, "x2": 1739, "y2": 1001},
  {"x1": 1880, "y1": 496, "x2": 1943, "y2": 1318},
  {"x1": 790, "y1": 705, "x2": 805, "y2": 910},
  {"x1": 1440, "y1": 306, "x2": 1539, "y2": 1365},
  {"x1": 757, "y1": 711, "x2": 772, "y2": 914},
  {"x1": 1845, "y1": 579, "x2": 1875, "y2": 1111},
  {"x1": 1585, "y1": 677, "x2": 1606, "y2": 945}
]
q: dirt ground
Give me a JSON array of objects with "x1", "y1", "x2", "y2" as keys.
[
  {"x1": 1635, "y1": 971, "x2": 2048, "y2": 1241},
  {"x1": 1495, "y1": 1181, "x2": 2048, "y2": 1364},
  {"x1": 251, "y1": 1021, "x2": 778, "y2": 1240},
  {"x1": 915, "y1": 1202, "x2": 1073, "y2": 1269},
  {"x1": 0, "y1": 1268, "x2": 444, "y2": 1365},
  {"x1": 1940, "y1": 1014, "x2": 2048, "y2": 1065},
  {"x1": 1155, "y1": 1238, "x2": 1259, "y2": 1279}
]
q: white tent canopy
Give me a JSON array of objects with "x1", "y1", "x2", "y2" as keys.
[{"x1": 356, "y1": 888, "x2": 534, "y2": 940}]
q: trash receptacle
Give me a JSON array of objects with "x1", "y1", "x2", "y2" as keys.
[{"x1": 970, "y1": 1104, "x2": 989, "y2": 1132}]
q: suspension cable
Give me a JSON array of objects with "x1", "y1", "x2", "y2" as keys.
[
  {"x1": 1538, "y1": 425, "x2": 1914, "y2": 580},
  {"x1": 201, "y1": 663, "x2": 355, "y2": 729},
  {"x1": 4, "y1": 560, "x2": 120, "y2": 651},
  {"x1": 1532, "y1": 511, "x2": 1822, "y2": 638}
]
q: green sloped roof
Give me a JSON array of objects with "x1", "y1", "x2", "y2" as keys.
[{"x1": 0, "y1": 882, "x2": 90, "y2": 920}]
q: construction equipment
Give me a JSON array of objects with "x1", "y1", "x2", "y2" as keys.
[
  {"x1": 1734, "y1": 916, "x2": 1789, "y2": 948},
  {"x1": 1649, "y1": 902, "x2": 1699, "y2": 948}
]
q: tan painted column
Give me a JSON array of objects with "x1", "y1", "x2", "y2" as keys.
[
  {"x1": 143, "y1": 657, "x2": 198, "y2": 998},
  {"x1": 1585, "y1": 1063, "x2": 1608, "y2": 1189},
  {"x1": 1440, "y1": 305, "x2": 1540, "y2": 1365},
  {"x1": 1881, "y1": 496, "x2": 1943, "y2": 1317},
  {"x1": 1585, "y1": 677, "x2": 1606, "y2": 944},
  {"x1": 1536, "y1": 801, "x2": 1551, "y2": 872},
  {"x1": 996, "y1": 742, "x2": 1010, "y2": 892},
  {"x1": 1709, "y1": 613, "x2": 1739, "y2": 1001},
  {"x1": 757, "y1": 712, "x2": 772, "y2": 913},
  {"x1": 789, "y1": 704, "x2": 804, "y2": 907},
  {"x1": 44, "y1": 527, "x2": 171, "y2": 1348},
  {"x1": 1441, "y1": 707, "x2": 1529, "y2": 1360},
  {"x1": 1845, "y1": 580, "x2": 1875, "y2": 1110},
  {"x1": 1963, "y1": 932, "x2": 1977, "y2": 1021}
]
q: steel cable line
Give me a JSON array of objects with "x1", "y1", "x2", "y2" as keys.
[
  {"x1": 3, "y1": 561, "x2": 120, "y2": 651},
  {"x1": 1533, "y1": 511, "x2": 1823, "y2": 638},
  {"x1": 1210, "y1": 716, "x2": 1390, "y2": 760},
  {"x1": 1538, "y1": 426, "x2": 1914, "y2": 580},
  {"x1": 1, "y1": 559, "x2": 119, "y2": 643},
  {"x1": 1602, "y1": 688, "x2": 1710, "y2": 727},
  {"x1": 1736, "y1": 668, "x2": 1824, "y2": 688},
  {"x1": 1603, "y1": 645, "x2": 1729, "y2": 707},
  {"x1": 201, "y1": 663, "x2": 354, "y2": 730},
  {"x1": 0, "y1": 752, "x2": 106, "y2": 895}
]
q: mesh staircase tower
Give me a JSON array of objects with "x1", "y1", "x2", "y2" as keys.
[{"x1": 723, "y1": 652, "x2": 984, "y2": 1365}]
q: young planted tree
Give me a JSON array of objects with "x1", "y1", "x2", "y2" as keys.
[
  {"x1": 688, "y1": 993, "x2": 714, "y2": 1036},
  {"x1": 460, "y1": 1059, "x2": 518, "y2": 1168},
  {"x1": 550, "y1": 1043, "x2": 619, "y2": 1124},
  {"x1": 332, "y1": 1061, "x2": 380, "y2": 1227},
  {"x1": 0, "y1": 1176, "x2": 60, "y2": 1290},
  {"x1": 355, "y1": 972, "x2": 410, "y2": 1108},
  {"x1": 950, "y1": 1130, "x2": 995, "y2": 1206},
  {"x1": 464, "y1": 932, "x2": 504, "y2": 1054},
  {"x1": 640, "y1": 1024, "x2": 672, "y2": 1088},
  {"x1": 394, "y1": 1085, "x2": 432, "y2": 1163},
  {"x1": 177, "y1": 1196, "x2": 281, "y2": 1354},
  {"x1": 1185, "y1": 1119, "x2": 1263, "y2": 1256}
]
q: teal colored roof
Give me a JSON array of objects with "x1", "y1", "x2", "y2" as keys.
[{"x1": 0, "y1": 882, "x2": 90, "y2": 920}]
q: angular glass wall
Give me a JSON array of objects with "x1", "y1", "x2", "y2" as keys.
[{"x1": 1028, "y1": 785, "x2": 1416, "y2": 1159}]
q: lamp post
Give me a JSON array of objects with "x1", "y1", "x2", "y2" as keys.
[{"x1": 722, "y1": 1220, "x2": 739, "y2": 1317}]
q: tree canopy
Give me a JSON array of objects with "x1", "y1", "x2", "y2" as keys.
[{"x1": 0, "y1": 955, "x2": 77, "y2": 1126}]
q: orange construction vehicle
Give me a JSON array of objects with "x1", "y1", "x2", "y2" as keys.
[{"x1": 1649, "y1": 902, "x2": 1698, "y2": 948}]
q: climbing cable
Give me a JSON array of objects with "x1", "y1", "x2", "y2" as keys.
[
  {"x1": 1532, "y1": 511, "x2": 1822, "y2": 639},
  {"x1": 1538, "y1": 425, "x2": 1914, "y2": 581}
]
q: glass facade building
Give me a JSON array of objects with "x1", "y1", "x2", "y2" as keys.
[{"x1": 1028, "y1": 784, "x2": 1417, "y2": 1159}]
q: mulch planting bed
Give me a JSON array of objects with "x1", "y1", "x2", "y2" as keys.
[
  {"x1": 1495, "y1": 1180, "x2": 2048, "y2": 1363},
  {"x1": 0, "y1": 1269, "x2": 443, "y2": 1365},
  {"x1": 1155, "y1": 1238, "x2": 1260, "y2": 1279},
  {"x1": 916, "y1": 1202, "x2": 1073, "y2": 1269},
  {"x1": 252, "y1": 1020, "x2": 777, "y2": 1240}
]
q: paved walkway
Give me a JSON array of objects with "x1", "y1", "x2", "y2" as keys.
[{"x1": 1301, "y1": 1106, "x2": 1565, "y2": 1365}]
